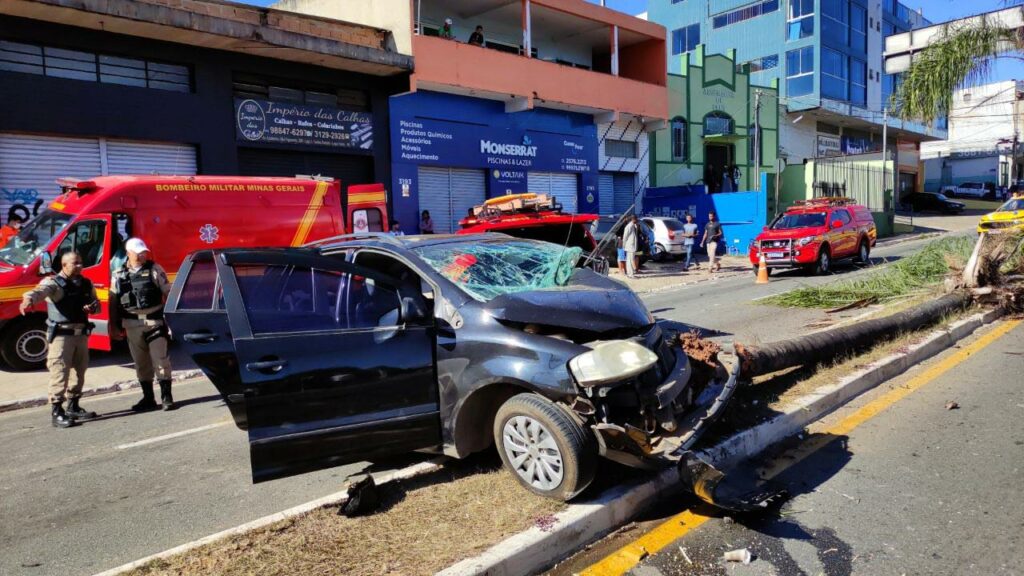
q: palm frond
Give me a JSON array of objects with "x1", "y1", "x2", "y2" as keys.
[{"x1": 892, "y1": 15, "x2": 1023, "y2": 122}]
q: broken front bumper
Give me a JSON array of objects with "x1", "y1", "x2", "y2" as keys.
[{"x1": 591, "y1": 344, "x2": 741, "y2": 470}]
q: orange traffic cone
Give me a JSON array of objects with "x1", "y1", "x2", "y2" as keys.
[{"x1": 756, "y1": 253, "x2": 770, "y2": 284}]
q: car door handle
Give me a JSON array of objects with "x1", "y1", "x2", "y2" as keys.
[
  {"x1": 246, "y1": 359, "x2": 288, "y2": 373},
  {"x1": 183, "y1": 332, "x2": 218, "y2": 344}
]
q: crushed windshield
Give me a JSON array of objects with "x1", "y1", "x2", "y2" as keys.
[
  {"x1": 414, "y1": 240, "x2": 582, "y2": 301},
  {"x1": 772, "y1": 212, "x2": 827, "y2": 229},
  {"x1": 0, "y1": 210, "x2": 73, "y2": 266},
  {"x1": 998, "y1": 198, "x2": 1024, "y2": 212}
]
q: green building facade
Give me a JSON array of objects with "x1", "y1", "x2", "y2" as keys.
[{"x1": 651, "y1": 46, "x2": 779, "y2": 193}]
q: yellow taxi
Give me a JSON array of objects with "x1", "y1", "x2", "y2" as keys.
[{"x1": 977, "y1": 195, "x2": 1024, "y2": 234}]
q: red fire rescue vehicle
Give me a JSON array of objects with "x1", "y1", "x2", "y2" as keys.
[{"x1": 0, "y1": 175, "x2": 388, "y2": 370}]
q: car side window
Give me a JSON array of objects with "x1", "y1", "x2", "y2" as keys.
[
  {"x1": 55, "y1": 220, "x2": 106, "y2": 268},
  {"x1": 234, "y1": 264, "x2": 348, "y2": 334},
  {"x1": 178, "y1": 260, "x2": 218, "y2": 310},
  {"x1": 833, "y1": 210, "x2": 851, "y2": 226},
  {"x1": 346, "y1": 276, "x2": 401, "y2": 329}
]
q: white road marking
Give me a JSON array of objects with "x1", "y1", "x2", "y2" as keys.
[{"x1": 116, "y1": 421, "x2": 230, "y2": 450}]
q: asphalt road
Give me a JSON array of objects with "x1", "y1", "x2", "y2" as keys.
[
  {"x1": 0, "y1": 230, "x2": 971, "y2": 576},
  {"x1": 555, "y1": 320, "x2": 1024, "y2": 576}
]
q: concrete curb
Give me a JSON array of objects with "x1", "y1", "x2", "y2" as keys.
[
  {"x1": 0, "y1": 369, "x2": 204, "y2": 414},
  {"x1": 874, "y1": 230, "x2": 945, "y2": 248},
  {"x1": 438, "y1": 308, "x2": 1002, "y2": 576},
  {"x1": 90, "y1": 458, "x2": 447, "y2": 576}
]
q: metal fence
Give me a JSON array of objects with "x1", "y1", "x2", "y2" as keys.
[{"x1": 810, "y1": 154, "x2": 895, "y2": 213}]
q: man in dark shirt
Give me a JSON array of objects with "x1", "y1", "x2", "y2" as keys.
[
  {"x1": 701, "y1": 211, "x2": 724, "y2": 272},
  {"x1": 468, "y1": 25, "x2": 484, "y2": 46}
]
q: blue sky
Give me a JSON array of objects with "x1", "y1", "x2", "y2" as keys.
[{"x1": 241, "y1": 0, "x2": 1023, "y2": 81}]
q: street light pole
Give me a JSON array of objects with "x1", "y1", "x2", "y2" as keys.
[
  {"x1": 753, "y1": 90, "x2": 762, "y2": 191},
  {"x1": 881, "y1": 107, "x2": 888, "y2": 205}
]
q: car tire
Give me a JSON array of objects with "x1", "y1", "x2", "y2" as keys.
[
  {"x1": 1, "y1": 316, "x2": 49, "y2": 371},
  {"x1": 494, "y1": 393, "x2": 596, "y2": 501},
  {"x1": 653, "y1": 243, "x2": 668, "y2": 262},
  {"x1": 854, "y1": 239, "x2": 870, "y2": 264},
  {"x1": 813, "y1": 246, "x2": 831, "y2": 275}
]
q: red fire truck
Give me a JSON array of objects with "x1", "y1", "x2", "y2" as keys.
[{"x1": 0, "y1": 175, "x2": 388, "y2": 370}]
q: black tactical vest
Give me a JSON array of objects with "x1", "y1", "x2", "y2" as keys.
[
  {"x1": 48, "y1": 275, "x2": 93, "y2": 325},
  {"x1": 116, "y1": 261, "x2": 163, "y2": 311}
]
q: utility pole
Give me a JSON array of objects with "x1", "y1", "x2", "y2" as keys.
[
  {"x1": 753, "y1": 90, "x2": 762, "y2": 192},
  {"x1": 881, "y1": 107, "x2": 888, "y2": 205}
]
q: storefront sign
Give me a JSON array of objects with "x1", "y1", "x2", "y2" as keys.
[
  {"x1": 816, "y1": 135, "x2": 841, "y2": 157},
  {"x1": 395, "y1": 118, "x2": 595, "y2": 173},
  {"x1": 234, "y1": 98, "x2": 373, "y2": 150}
]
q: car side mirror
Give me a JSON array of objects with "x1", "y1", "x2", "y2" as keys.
[
  {"x1": 762, "y1": 225, "x2": 769, "y2": 231},
  {"x1": 39, "y1": 252, "x2": 53, "y2": 276},
  {"x1": 832, "y1": 220, "x2": 843, "y2": 229},
  {"x1": 400, "y1": 296, "x2": 428, "y2": 325}
]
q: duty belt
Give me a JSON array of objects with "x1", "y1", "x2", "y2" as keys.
[
  {"x1": 46, "y1": 320, "x2": 95, "y2": 342},
  {"x1": 125, "y1": 310, "x2": 164, "y2": 321}
]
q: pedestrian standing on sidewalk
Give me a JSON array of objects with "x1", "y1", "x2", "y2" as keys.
[
  {"x1": 623, "y1": 215, "x2": 639, "y2": 278},
  {"x1": 616, "y1": 235, "x2": 627, "y2": 275},
  {"x1": 701, "y1": 211, "x2": 723, "y2": 273},
  {"x1": 20, "y1": 251, "x2": 100, "y2": 428},
  {"x1": 420, "y1": 210, "x2": 434, "y2": 234},
  {"x1": 110, "y1": 238, "x2": 175, "y2": 412},
  {"x1": 682, "y1": 213, "x2": 699, "y2": 270}
]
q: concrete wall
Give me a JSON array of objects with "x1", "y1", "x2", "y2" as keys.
[
  {"x1": 922, "y1": 80, "x2": 1021, "y2": 158},
  {"x1": 273, "y1": 0, "x2": 413, "y2": 55}
]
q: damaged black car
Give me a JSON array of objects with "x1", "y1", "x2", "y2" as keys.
[{"x1": 165, "y1": 233, "x2": 740, "y2": 501}]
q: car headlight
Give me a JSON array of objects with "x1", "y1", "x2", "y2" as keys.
[
  {"x1": 797, "y1": 236, "x2": 818, "y2": 247},
  {"x1": 568, "y1": 340, "x2": 658, "y2": 387}
]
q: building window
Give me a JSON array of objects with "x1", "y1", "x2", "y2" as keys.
[
  {"x1": 671, "y1": 24, "x2": 701, "y2": 55},
  {"x1": 788, "y1": 0, "x2": 814, "y2": 40},
  {"x1": 850, "y1": 4, "x2": 868, "y2": 52},
  {"x1": 822, "y1": 0, "x2": 849, "y2": 45},
  {"x1": 233, "y1": 74, "x2": 369, "y2": 111},
  {"x1": 850, "y1": 58, "x2": 867, "y2": 106},
  {"x1": 712, "y1": 0, "x2": 780, "y2": 29},
  {"x1": 817, "y1": 122, "x2": 841, "y2": 135},
  {"x1": 0, "y1": 40, "x2": 191, "y2": 92},
  {"x1": 822, "y1": 47, "x2": 848, "y2": 100},
  {"x1": 786, "y1": 46, "x2": 814, "y2": 97},
  {"x1": 740, "y1": 54, "x2": 780, "y2": 73},
  {"x1": 703, "y1": 112, "x2": 734, "y2": 135},
  {"x1": 606, "y1": 139, "x2": 638, "y2": 159},
  {"x1": 671, "y1": 118, "x2": 687, "y2": 161}
]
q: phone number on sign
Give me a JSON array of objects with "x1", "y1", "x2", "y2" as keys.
[{"x1": 268, "y1": 127, "x2": 352, "y2": 141}]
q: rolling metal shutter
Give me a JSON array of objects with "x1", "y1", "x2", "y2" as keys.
[
  {"x1": 237, "y1": 148, "x2": 374, "y2": 188},
  {"x1": 0, "y1": 133, "x2": 102, "y2": 221},
  {"x1": 598, "y1": 172, "x2": 615, "y2": 215},
  {"x1": 613, "y1": 172, "x2": 635, "y2": 215},
  {"x1": 417, "y1": 166, "x2": 486, "y2": 234},
  {"x1": 527, "y1": 171, "x2": 578, "y2": 213},
  {"x1": 105, "y1": 141, "x2": 197, "y2": 176}
]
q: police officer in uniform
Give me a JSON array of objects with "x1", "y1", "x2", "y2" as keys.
[
  {"x1": 19, "y1": 251, "x2": 100, "y2": 428},
  {"x1": 110, "y1": 238, "x2": 174, "y2": 411}
]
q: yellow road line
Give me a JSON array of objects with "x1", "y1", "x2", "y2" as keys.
[{"x1": 581, "y1": 318, "x2": 1021, "y2": 576}]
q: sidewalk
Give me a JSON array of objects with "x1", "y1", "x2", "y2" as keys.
[
  {"x1": 0, "y1": 345, "x2": 201, "y2": 412},
  {"x1": 611, "y1": 255, "x2": 751, "y2": 293}
]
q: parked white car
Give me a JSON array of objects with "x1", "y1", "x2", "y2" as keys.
[
  {"x1": 641, "y1": 216, "x2": 688, "y2": 261},
  {"x1": 940, "y1": 181, "x2": 994, "y2": 199}
]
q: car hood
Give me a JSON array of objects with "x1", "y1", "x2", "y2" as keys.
[
  {"x1": 982, "y1": 209, "x2": 1024, "y2": 223},
  {"x1": 482, "y1": 268, "x2": 653, "y2": 333},
  {"x1": 757, "y1": 226, "x2": 826, "y2": 241}
]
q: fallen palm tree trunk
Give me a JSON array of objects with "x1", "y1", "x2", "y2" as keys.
[{"x1": 735, "y1": 292, "x2": 972, "y2": 379}]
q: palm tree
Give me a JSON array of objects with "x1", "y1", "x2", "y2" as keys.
[{"x1": 893, "y1": 9, "x2": 1024, "y2": 122}]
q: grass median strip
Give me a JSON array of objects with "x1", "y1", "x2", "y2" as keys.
[
  {"x1": 762, "y1": 236, "x2": 975, "y2": 309},
  {"x1": 128, "y1": 458, "x2": 564, "y2": 576}
]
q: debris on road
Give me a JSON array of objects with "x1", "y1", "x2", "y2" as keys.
[
  {"x1": 945, "y1": 401, "x2": 960, "y2": 411},
  {"x1": 339, "y1": 476, "x2": 380, "y2": 518},
  {"x1": 679, "y1": 546, "x2": 693, "y2": 565},
  {"x1": 534, "y1": 513, "x2": 558, "y2": 532},
  {"x1": 825, "y1": 296, "x2": 878, "y2": 314},
  {"x1": 723, "y1": 548, "x2": 753, "y2": 564}
]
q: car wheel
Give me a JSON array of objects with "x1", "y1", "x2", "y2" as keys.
[
  {"x1": 854, "y1": 239, "x2": 870, "y2": 264},
  {"x1": 494, "y1": 393, "x2": 596, "y2": 501},
  {"x1": 813, "y1": 247, "x2": 831, "y2": 275},
  {"x1": 1, "y1": 316, "x2": 49, "y2": 371},
  {"x1": 653, "y1": 243, "x2": 668, "y2": 262}
]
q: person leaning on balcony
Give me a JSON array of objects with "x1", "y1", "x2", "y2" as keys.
[
  {"x1": 468, "y1": 25, "x2": 485, "y2": 46},
  {"x1": 440, "y1": 18, "x2": 454, "y2": 40}
]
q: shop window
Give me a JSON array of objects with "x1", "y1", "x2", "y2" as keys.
[
  {"x1": 606, "y1": 139, "x2": 638, "y2": 159},
  {"x1": 0, "y1": 39, "x2": 191, "y2": 92},
  {"x1": 671, "y1": 118, "x2": 687, "y2": 162}
]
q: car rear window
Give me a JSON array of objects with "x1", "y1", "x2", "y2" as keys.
[
  {"x1": 661, "y1": 219, "x2": 685, "y2": 231},
  {"x1": 177, "y1": 260, "x2": 218, "y2": 310}
]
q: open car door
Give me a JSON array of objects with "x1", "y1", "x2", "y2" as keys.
[{"x1": 169, "y1": 248, "x2": 440, "y2": 483}]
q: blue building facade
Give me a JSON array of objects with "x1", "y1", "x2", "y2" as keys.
[{"x1": 389, "y1": 91, "x2": 600, "y2": 234}]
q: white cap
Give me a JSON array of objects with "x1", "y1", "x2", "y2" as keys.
[
  {"x1": 125, "y1": 238, "x2": 150, "y2": 254},
  {"x1": 445, "y1": 17, "x2": 452, "y2": 24}
]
